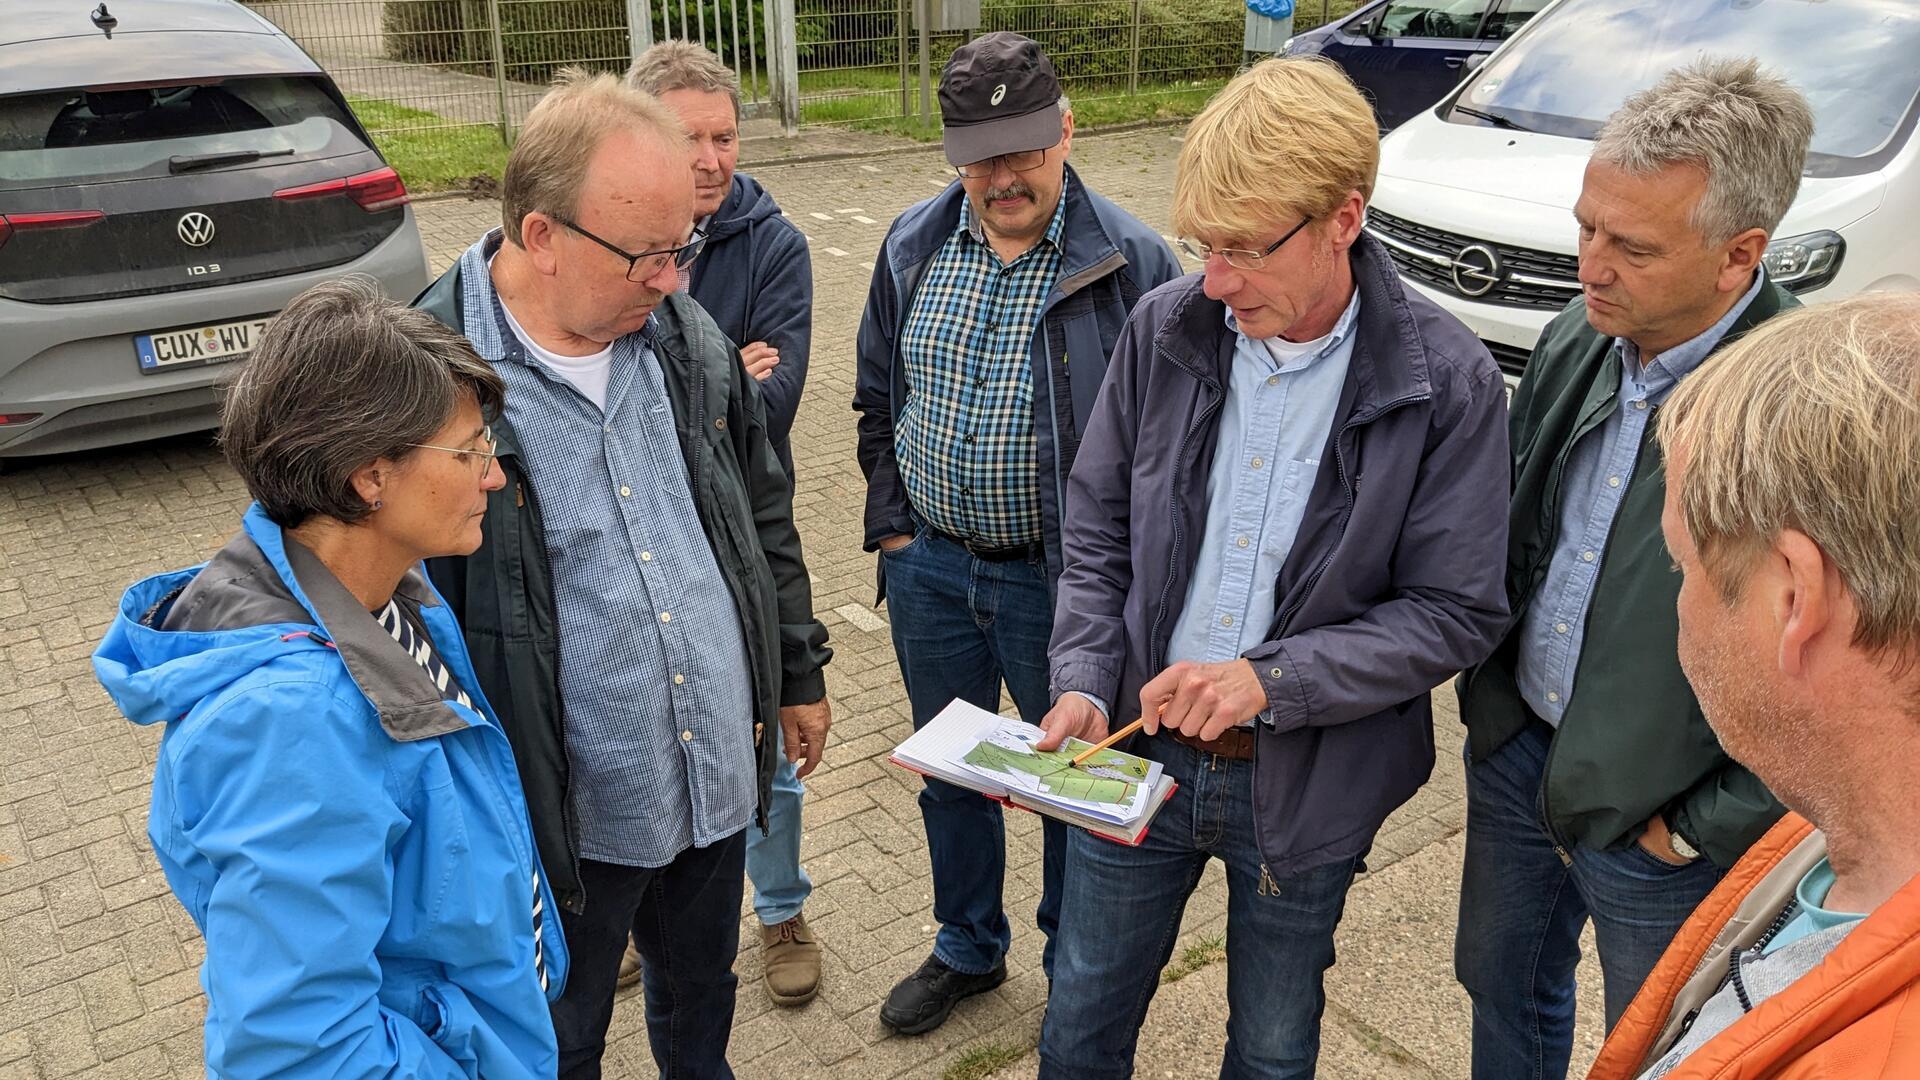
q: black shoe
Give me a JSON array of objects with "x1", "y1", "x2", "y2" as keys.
[{"x1": 879, "y1": 953, "x2": 1007, "y2": 1035}]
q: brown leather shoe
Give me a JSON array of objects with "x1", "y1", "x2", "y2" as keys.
[
  {"x1": 616, "y1": 937, "x2": 642, "y2": 991},
  {"x1": 761, "y1": 914, "x2": 822, "y2": 1006}
]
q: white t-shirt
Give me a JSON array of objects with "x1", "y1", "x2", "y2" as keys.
[{"x1": 495, "y1": 291, "x2": 615, "y2": 412}]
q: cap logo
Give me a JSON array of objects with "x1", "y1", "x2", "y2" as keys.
[{"x1": 991, "y1": 83, "x2": 1007, "y2": 106}]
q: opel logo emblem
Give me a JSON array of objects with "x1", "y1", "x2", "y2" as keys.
[
  {"x1": 990, "y1": 83, "x2": 1007, "y2": 106},
  {"x1": 177, "y1": 212, "x2": 216, "y2": 248},
  {"x1": 1449, "y1": 243, "x2": 1504, "y2": 298}
]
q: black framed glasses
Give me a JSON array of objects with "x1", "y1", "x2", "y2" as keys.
[
  {"x1": 954, "y1": 148, "x2": 1049, "y2": 180},
  {"x1": 1178, "y1": 217, "x2": 1314, "y2": 270},
  {"x1": 553, "y1": 215, "x2": 707, "y2": 283},
  {"x1": 407, "y1": 425, "x2": 499, "y2": 475}
]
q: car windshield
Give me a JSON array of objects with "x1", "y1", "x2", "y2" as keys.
[
  {"x1": 0, "y1": 75, "x2": 360, "y2": 187},
  {"x1": 1450, "y1": 0, "x2": 1920, "y2": 175}
]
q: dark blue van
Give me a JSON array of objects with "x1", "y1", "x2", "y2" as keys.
[{"x1": 1285, "y1": 0, "x2": 1547, "y2": 131}]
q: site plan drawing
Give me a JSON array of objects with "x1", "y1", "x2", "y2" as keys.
[{"x1": 960, "y1": 728, "x2": 1148, "y2": 805}]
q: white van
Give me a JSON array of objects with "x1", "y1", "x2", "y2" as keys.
[{"x1": 1365, "y1": 0, "x2": 1920, "y2": 381}]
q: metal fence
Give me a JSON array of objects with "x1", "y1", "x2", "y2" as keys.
[{"x1": 246, "y1": 0, "x2": 1355, "y2": 145}]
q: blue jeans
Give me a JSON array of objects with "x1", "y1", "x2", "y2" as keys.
[
  {"x1": 882, "y1": 529, "x2": 1064, "y2": 977},
  {"x1": 1038, "y1": 734, "x2": 1361, "y2": 1080},
  {"x1": 1455, "y1": 720, "x2": 1724, "y2": 1080},
  {"x1": 745, "y1": 723, "x2": 812, "y2": 925}
]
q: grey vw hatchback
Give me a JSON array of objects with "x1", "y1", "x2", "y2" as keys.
[{"x1": 0, "y1": 0, "x2": 429, "y2": 460}]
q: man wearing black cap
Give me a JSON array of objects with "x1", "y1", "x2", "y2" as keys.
[{"x1": 853, "y1": 31, "x2": 1180, "y2": 1035}]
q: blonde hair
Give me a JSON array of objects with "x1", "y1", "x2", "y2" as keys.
[
  {"x1": 626, "y1": 39, "x2": 741, "y2": 116},
  {"x1": 1172, "y1": 56, "x2": 1378, "y2": 243},
  {"x1": 1659, "y1": 292, "x2": 1920, "y2": 657},
  {"x1": 501, "y1": 68, "x2": 688, "y2": 246}
]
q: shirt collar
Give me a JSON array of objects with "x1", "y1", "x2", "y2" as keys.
[
  {"x1": 959, "y1": 189, "x2": 1069, "y2": 258},
  {"x1": 1224, "y1": 286, "x2": 1363, "y2": 375},
  {"x1": 1616, "y1": 271, "x2": 1766, "y2": 399}
]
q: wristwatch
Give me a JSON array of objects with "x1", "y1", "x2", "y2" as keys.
[{"x1": 1666, "y1": 821, "x2": 1701, "y2": 862}]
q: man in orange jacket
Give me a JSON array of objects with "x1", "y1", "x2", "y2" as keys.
[{"x1": 1587, "y1": 290, "x2": 1920, "y2": 1080}]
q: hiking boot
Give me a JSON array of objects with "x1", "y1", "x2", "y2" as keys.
[
  {"x1": 879, "y1": 952, "x2": 1006, "y2": 1035},
  {"x1": 761, "y1": 914, "x2": 823, "y2": 1006},
  {"x1": 616, "y1": 937, "x2": 642, "y2": 991}
]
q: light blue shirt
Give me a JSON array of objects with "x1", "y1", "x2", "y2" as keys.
[
  {"x1": 460, "y1": 233, "x2": 756, "y2": 869},
  {"x1": 1515, "y1": 273, "x2": 1764, "y2": 724},
  {"x1": 1770, "y1": 858, "x2": 1868, "y2": 952},
  {"x1": 1160, "y1": 291, "x2": 1359, "y2": 722}
]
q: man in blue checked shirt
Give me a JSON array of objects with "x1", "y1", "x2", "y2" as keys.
[
  {"x1": 415, "y1": 70, "x2": 832, "y2": 1080},
  {"x1": 853, "y1": 31, "x2": 1178, "y2": 1036}
]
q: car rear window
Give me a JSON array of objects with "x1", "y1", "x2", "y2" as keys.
[
  {"x1": 1448, "y1": 0, "x2": 1920, "y2": 176},
  {"x1": 0, "y1": 75, "x2": 365, "y2": 188}
]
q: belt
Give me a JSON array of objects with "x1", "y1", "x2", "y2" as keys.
[
  {"x1": 928, "y1": 529, "x2": 1043, "y2": 563},
  {"x1": 1166, "y1": 726, "x2": 1257, "y2": 761}
]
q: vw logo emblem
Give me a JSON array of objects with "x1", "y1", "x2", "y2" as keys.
[
  {"x1": 1449, "y1": 243, "x2": 1504, "y2": 298},
  {"x1": 177, "y1": 212, "x2": 216, "y2": 247}
]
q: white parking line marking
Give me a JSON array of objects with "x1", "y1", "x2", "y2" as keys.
[
  {"x1": 824, "y1": 246, "x2": 850, "y2": 257},
  {"x1": 851, "y1": 215, "x2": 877, "y2": 225},
  {"x1": 834, "y1": 207, "x2": 866, "y2": 213},
  {"x1": 860, "y1": 164, "x2": 882, "y2": 173},
  {"x1": 834, "y1": 603, "x2": 888, "y2": 632},
  {"x1": 809, "y1": 212, "x2": 835, "y2": 221}
]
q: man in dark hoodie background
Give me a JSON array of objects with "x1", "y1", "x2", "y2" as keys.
[
  {"x1": 630, "y1": 40, "x2": 813, "y2": 477},
  {"x1": 626, "y1": 41, "x2": 825, "y2": 1007}
]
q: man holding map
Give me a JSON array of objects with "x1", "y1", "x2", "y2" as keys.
[{"x1": 1034, "y1": 58, "x2": 1511, "y2": 1078}]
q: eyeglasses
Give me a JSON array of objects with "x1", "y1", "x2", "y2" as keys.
[
  {"x1": 552, "y1": 216, "x2": 707, "y2": 283},
  {"x1": 954, "y1": 148, "x2": 1049, "y2": 180},
  {"x1": 1178, "y1": 217, "x2": 1315, "y2": 271},
  {"x1": 407, "y1": 426, "x2": 499, "y2": 475}
]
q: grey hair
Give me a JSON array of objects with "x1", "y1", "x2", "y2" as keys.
[
  {"x1": 1593, "y1": 56, "x2": 1813, "y2": 246},
  {"x1": 1059, "y1": 94, "x2": 1071, "y2": 115},
  {"x1": 220, "y1": 276, "x2": 506, "y2": 529},
  {"x1": 626, "y1": 40, "x2": 741, "y2": 117}
]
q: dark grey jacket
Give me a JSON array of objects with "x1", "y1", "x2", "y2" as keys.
[
  {"x1": 1048, "y1": 236, "x2": 1511, "y2": 873},
  {"x1": 688, "y1": 171, "x2": 811, "y2": 476},
  {"x1": 413, "y1": 261, "x2": 831, "y2": 913}
]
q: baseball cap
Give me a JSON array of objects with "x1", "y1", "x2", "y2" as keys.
[{"x1": 938, "y1": 32, "x2": 1064, "y2": 168}]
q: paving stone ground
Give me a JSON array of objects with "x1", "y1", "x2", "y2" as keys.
[{"x1": 0, "y1": 126, "x2": 1602, "y2": 1079}]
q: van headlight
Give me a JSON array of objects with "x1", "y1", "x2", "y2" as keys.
[
  {"x1": 1762, "y1": 231, "x2": 1845, "y2": 293},
  {"x1": 1281, "y1": 36, "x2": 1296, "y2": 52}
]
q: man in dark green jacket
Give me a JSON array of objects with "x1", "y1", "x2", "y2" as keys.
[
  {"x1": 1454, "y1": 58, "x2": 1814, "y2": 1080},
  {"x1": 415, "y1": 71, "x2": 832, "y2": 1080}
]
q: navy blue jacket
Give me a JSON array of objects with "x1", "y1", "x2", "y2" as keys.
[
  {"x1": 688, "y1": 171, "x2": 812, "y2": 475},
  {"x1": 853, "y1": 165, "x2": 1181, "y2": 588},
  {"x1": 1049, "y1": 236, "x2": 1511, "y2": 874}
]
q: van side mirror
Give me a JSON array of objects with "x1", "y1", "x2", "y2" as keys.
[{"x1": 1463, "y1": 52, "x2": 1489, "y2": 74}]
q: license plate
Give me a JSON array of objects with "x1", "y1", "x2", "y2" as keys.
[{"x1": 135, "y1": 316, "x2": 272, "y2": 374}]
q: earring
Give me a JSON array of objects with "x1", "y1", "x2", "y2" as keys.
[{"x1": 372, "y1": 499, "x2": 384, "y2": 510}]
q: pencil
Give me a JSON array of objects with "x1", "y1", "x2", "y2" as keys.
[{"x1": 1069, "y1": 716, "x2": 1147, "y2": 765}]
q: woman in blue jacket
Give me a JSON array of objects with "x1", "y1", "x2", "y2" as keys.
[{"x1": 92, "y1": 278, "x2": 566, "y2": 1078}]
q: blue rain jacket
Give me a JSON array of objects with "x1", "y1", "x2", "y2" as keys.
[{"x1": 92, "y1": 505, "x2": 567, "y2": 1078}]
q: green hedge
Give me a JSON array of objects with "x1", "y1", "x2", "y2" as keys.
[{"x1": 387, "y1": 0, "x2": 1240, "y2": 90}]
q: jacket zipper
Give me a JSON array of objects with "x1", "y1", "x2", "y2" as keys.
[
  {"x1": 1148, "y1": 344, "x2": 1224, "y2": 673},
  {"x1": 510, "y1": 456, "x2": 584, "y2": 910},
  {"x1": 1536, "y1": 396, "x2": 1651, "y2": 861},
  {"x1": 677, "y1": 325, "x2": 772, "y2": 835}
]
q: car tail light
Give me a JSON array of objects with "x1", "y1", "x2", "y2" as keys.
[
  {"x1": 0, "y1": 210, "x2": 106, "y2": 251},
  {"x1": 273, "y1": 166, "x2": 411, "y2": 213},
  {"x1": 0, "y1": 413, "x2": 44, "y2": 426}
]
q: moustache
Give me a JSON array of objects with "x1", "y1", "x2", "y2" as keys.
[{"x1": 983, "y1": 181, "x2": 1035, "y2": 203}]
